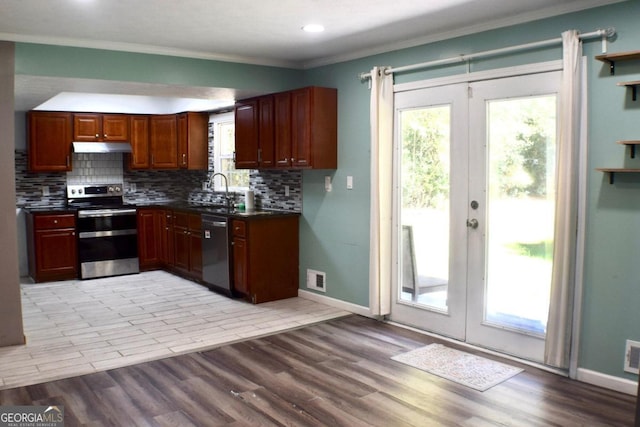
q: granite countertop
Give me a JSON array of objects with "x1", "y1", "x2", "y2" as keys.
[{"x1": 136, "y1": 201, "x2": 300, "y2": 219}]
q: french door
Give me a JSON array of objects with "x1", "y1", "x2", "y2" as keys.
[{"x1": 390, "y1": 71, "x2": 560, "y2": 363}]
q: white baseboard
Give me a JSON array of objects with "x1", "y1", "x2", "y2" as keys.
[
  {"x1": 298, "y1": 290, "x2": 372, "y2": 317},
  {"x1": 576, "y1": 368, "x2": 638, "y2": 396}
]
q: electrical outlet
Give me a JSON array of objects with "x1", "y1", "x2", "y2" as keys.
[
  {"x1": 284, "y1": 185, "x2": 290, "y2": 196},
  {"x1": 130, "y1": 183, "x2": 137, "y2": 192},
  {"x1": 202, "y1": 182, "x2": 208, "y2": 191},
  {"x1": 41, "y1": 186, "x2": 49, "y2": 196},
  {"x1": 347, "y1": 176, "x2": 353, "y2": 189}
]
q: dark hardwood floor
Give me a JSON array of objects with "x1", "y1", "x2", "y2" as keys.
[{"x1": 0, "y1": 315, "x2": 635, "y2": 426}]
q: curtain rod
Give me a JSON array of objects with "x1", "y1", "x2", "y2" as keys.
[{"x1": 359, "y1": 27, "x2": 616, "y2": 81}]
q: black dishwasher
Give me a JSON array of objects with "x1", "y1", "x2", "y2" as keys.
[{"x1": 201, "y1": 215, "x2": 231, "y2": 295}]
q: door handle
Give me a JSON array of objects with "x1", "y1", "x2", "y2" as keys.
[{"x1": 466, "y1": 219, "x2": 479, "y2": 229}]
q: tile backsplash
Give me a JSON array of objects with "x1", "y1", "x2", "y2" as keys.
[{"x1": 15, "y1": 150, "x2": 302, "y2": 212}]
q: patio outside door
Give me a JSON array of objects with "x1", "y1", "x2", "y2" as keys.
[{"x1": 390, "y1": 71, "x2": 560, "y2": 363}]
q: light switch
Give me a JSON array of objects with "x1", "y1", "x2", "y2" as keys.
[
  {"x1": 347, "y1": 176, "x2": 353, "y2": 189},
  {"x1": 325, "y1": 176, "x2": 332, "y2": 192}
]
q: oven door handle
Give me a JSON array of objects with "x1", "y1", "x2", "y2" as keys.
[
  {"x1": 79, "y1": 229, "x2": 138, "y2": 239},
  {"x1": 78, "y1": 208, "x2": 137, "y2": 218}
]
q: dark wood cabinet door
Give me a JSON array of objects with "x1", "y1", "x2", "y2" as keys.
[
  {"x1": 28, "y1": 111, "x2": 72, "y2": 172},
  {"x1": 173, "y1": 226, "x2": 190, "y2": 272},
  {"x1": 137, "y1": 209, "x2": 162, "y2": 270},
  {"x1": 73, "y1": 113, "x2": 102, "y2": 141},
  {"x1": 161, "y1": 211, "x2": 174, "y2": 266},
  {"x1": 178, "y1": 112, "x2": 208, "y2": 170},
  {"x1": 234, "y1": 99, "x2": 259, "y2": 169},
  {"x1": 291, "y1": 88, "x2": 312, "y2": 168},
  {"x1": 233, "y1": 236, "x2": 248, "y2": 295},
  {"x1": 150, "y1": 115, "x2": 178, "y2": 169},
  {"x1": 258, "y1": 96, "x2": 275, "y2": 168},
  {"x1": 128, "y1": 115, "x2": 150, "y2": 169},
  {"x1": 102, "y1": 114, "x2": 129, "y2": 141},
  {"x1": 35, "y1": 229, "x2": 77, "y2": 280},
  {"x1": 274, "y1": 92, "x2": 292, "y2": 167}
]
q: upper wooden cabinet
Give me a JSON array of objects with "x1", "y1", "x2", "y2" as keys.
[
  {"x1": 234, "y1": 99, "x2": 260, "y2": 169},
  {"x1": 177, "y1": 112, "x2": 208, "y2": 170},
  {"x1": 73, "y1": 113, "x2": 129, "y2": 142},
  {"x1": 150, "y1": 114, "x2": 178, "y2": 169},
  {"x1": 128, "y1": 115, "x2": 150, "y2": 169},
  {"x1": 235, "y1": 86, "x2": 337, "y2": 170},
  {"x1": 28, "y1": 111, "x2": 73, "y2": 172}
]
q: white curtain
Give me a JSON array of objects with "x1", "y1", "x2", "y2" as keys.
[
  {"x1": 545, "y1": 30, "x2": 584, "y2": 368},
  {"x1": 369, "y1": 66, "x2": 394, "y2": 316}
]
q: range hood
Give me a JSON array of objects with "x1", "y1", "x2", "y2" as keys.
[{"x1": 72, "y1": 142, "x2": 133, "y2": 154}]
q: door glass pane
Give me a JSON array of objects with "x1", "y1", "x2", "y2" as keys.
[
  {"x1": 400, "y1": 106, "x2": 450, "y2": 311},
  {"x1": 485, "y1": 95, "x2": 556, "y2": 336}
]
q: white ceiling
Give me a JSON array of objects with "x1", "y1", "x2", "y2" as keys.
[{"x1": 3, "y1": 0, "x2": 624, "y2": 112}]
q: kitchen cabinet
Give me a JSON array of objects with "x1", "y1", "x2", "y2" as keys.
[
  {"x1": 236, "y1": 86, "x2": 337, "y2": 170},
  {"x1": 128, "y1": 115, "x2": 150, "y2": 169},
  {"x1": 171, "y1": 211, "x2": 202, "y2": 280},
  {"x1": 73, "y1": 113, "x2": 129, "y2": 142},
  {"x1": 27, "y1": 111, "x2": 73, "y2": 172},
  {"x1": 150, "y1": 114, "x2": 178, "y2": 169},
  {"x1": 177, "y1": 112, "x2": 209, "y2": 170},
  {"x1": 137, "y1": 208, "x2": 165, "y2": 270},
  {"x1": 26, "y1": 211, "x2": 77, "y2": 282},
  {"x1": 231, "y1": 216, "x2": 299, "y2": 303},
  {"x1": 274, "y1": 92, "x2": 292, "y2": 168},
  {"x1": 235, "y1": 96, "x2": 276, "y2": 169},
  {"x1": 234, "y1": 99, "x2": 260, "y2": 169}
]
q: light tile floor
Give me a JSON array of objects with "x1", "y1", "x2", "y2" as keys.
[{"x1": 1, "y1": 271, "x2": 351, "y2": 390}]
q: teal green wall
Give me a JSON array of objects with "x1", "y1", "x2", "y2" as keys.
[
  {"x1": 14, "y1": 0, "x2": 640, "y2": 382},
  {"x1": 301, "y1": 0, "x2": 640, "y2": 383},
  {"x1": 16, "y1": 43, "x2": 304, "y2": 93}
]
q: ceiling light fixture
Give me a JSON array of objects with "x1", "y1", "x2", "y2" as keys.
[{"x1": 302, "y1": 24, "x2": 325, "y2": 33}]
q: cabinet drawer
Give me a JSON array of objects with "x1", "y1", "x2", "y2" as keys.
[
  {"x1": 34, "y1": 214, "x2": 76, "y2": 230},
  {"x1": 232, "y1": 220, "x2": 246, "y2": 237},
  {"x1": 173, "y1": 211, "x2": 189, "y2": 228}
]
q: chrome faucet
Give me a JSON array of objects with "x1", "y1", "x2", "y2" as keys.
[{"x1": 209, "y1": 172, "x2": 233, "y2": 209}]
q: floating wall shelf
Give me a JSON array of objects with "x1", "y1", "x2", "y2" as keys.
[
  {"x1": 617, "y1": 81, "x2": 640, "y2": 101},
  {"x1": 595, "y1": 50, "x2": 640, "y2": 75},
  {"x1": 596, "y1": 168, "x2": 640, "y2": 184},
  {"x1": 617, "y1": 140, "x2": 640, "y2": 158}
]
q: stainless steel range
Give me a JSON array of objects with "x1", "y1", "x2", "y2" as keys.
[{"x1": 67, "y1": 184, "x2": 139, "y2": 279}]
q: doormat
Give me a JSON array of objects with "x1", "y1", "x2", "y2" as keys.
[{"x1": 391, "y1": 343, "x2": 523, "y2": 391}]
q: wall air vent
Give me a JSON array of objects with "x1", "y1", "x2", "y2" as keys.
[
  {"x1": 306, "y1": 269, "x2": 326, "y2": 293},
  {"x1": 624, "y1": 339, "x2": 640, "y2": 374}
]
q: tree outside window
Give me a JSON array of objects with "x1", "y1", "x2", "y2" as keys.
[{"x1": 211, "y1": 112, "x2": 249, "y2": 191}]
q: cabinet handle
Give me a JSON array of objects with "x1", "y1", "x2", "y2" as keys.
[
  {"x1": 72, "y1": 232, "x2": 75, "y2": 236},
  {"x1": 182, "y1": 153, "x2": 186, "y2": 165},
  {"x1": 291, "y1": 158, "x2": 294, "y2": 163},
  {"x1": 53, "y1": 220, "x2": 58, "y2": 224},
  {"x1": 258, "y1": 148, "x2": 262, "y2": 163},
  {"x1": 66, "y1": 155, "x2": 70, "y2": 167},
  {"x1": 104, "y1": 134, "x2": 108, "y2": 138},
  {"x1": 95, "y1": 133, "x2": 99, "y2": 138}
]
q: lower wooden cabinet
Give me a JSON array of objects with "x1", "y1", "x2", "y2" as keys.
[
  {"x1": 231, "y1": 216, "x2": 299, "y2": 304},
  {"x1": 137, "y1": 208, "x2": 165, "y2": 270},
  {"x1": 26, "y1": 211, "x2": 78, "y2": 282},
  {"x1": 139, "y1": 208, "x2": 202, "y2": 280},
  {"x1": 172, "y1": 211, "x2": 202, "y2": 280}
]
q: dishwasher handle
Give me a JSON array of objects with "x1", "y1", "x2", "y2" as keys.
[{"x1": 210, "y1": 221, "x2": 227, "y2": 227}]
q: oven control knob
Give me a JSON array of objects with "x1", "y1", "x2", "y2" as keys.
[
  {"x1": 114, "y1": 186, "x2": 121, "y2": 192},
  {"x1": 108, "y1": 186, "x2": 114, "y2": 193},
  {"x1": 70, "y1": 189, "x2": 76, "y2": 195},
  {"x1": 78, "y1": 189, "x2": 83, "y2": 194}
]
